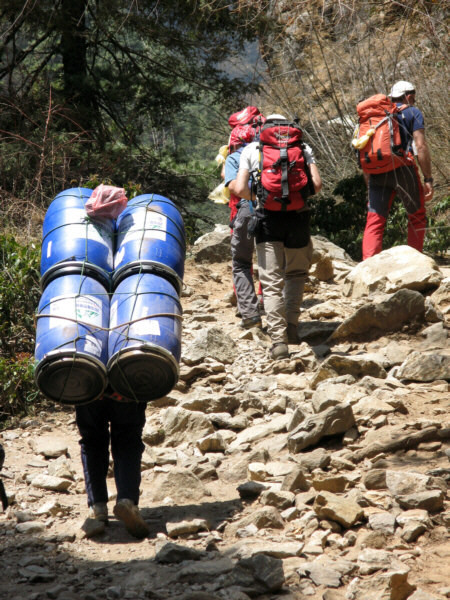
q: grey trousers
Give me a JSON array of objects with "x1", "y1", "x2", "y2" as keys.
[
  {"x1": 256, "y1": 239, "x2": 313, "y2": 343},
  {"x1": 231, "y1": 201, "x2": 259, "y2": 320}
]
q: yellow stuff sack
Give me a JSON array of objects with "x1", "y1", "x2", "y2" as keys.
[{"x1": 208, "y1": 182, "x2": 230, "y2": 204}]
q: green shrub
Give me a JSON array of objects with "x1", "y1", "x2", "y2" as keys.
[
  {"x1": 310, "y1": 174, "x2": 367, "y2": 260},
  {"x1": 0, "y1": 356, "x2": 47, "y2": 425},
  {"x1": 0, "y1": 235, "x2": 41, "y2": 357},
  {"x1": 424, "y1": 196, "x2": 450, "y2": 257}
]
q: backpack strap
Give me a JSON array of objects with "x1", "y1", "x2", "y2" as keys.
[
  {"x1": 396, "y1": 104, "x2": 414, "y2": 156},
  {"x1": 256, "y1": 141, "x2": 264, "y2": 207},
  {"x1": 300, "y1": 141, "x2": 315, "y2": 199},
  {"x1": 279, "y1": 147, "x2": 290, "y2": 210}
]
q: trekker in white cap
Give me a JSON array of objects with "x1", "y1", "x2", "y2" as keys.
[{"x1": 362, "y1": 80, "x2": 433, "y2": 258}]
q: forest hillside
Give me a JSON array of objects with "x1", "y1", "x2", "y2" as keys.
[{"x1": 0, "y1": 1, "x2": 448, "y2": 431}]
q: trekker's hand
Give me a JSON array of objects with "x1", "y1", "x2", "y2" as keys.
[{"x1": 423, "y1": 181, "x2": 434, "y2": 202}]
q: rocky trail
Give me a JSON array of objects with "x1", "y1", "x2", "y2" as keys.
[{"x1": 1, "y1": 227, "x2": 449, "y2": 600}]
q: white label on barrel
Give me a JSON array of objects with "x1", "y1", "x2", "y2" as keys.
[
  {"x1": 123, "y1": 230, "x2": 166, "y2": 243},
  {"x1": 137, "y1": 319, "x2": 161, "y2": 336},
  {"x1": 69, "y1": 223, "x2": 110, "y2": 244},
  {"x1": 121, "y1": 212, "x2": 167, "y2": 242},
  {"x1": 84, "y1": 334, "x2": 102, "y2": 357},
  {"x1": 46, "y1": 240, "x2": 52, "y2": 258},
  {"x1": 49, "y1": 295, "x2": 104, "y2": 328},
  {"x1": 65, "y1": 208, "x2": 89, "y2": 223}
]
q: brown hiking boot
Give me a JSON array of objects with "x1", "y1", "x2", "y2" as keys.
[
  {"x1": 113, "y1": 499, "x2": 150, "y2": 539},
  {"x1": 270, "y1": 343, "x2": 289, "y2": 360},
  {"x1": 81, "y1": 502, "x2": 108, "y2": 539},
  {"x1": 89, "y1": 502, "x2": 108, "y2": 523},
  {"x1": 240, "y1": 315, "x2": 262, "y2": 329}
]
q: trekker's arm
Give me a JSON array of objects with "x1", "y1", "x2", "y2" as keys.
[
  {"x1": 309, "y1": 163, "x2": 322, "y2": 194},
  {"x1": 413, "y1": 129, "x2": 433, "y2": 201},
  {"x1": 234, "y1": 168, "x2": 252, "y2": 201},
  {"x1": 228, "y1": 179, "x2": 240, "y2": 197}
]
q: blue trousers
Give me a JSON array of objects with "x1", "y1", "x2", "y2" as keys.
[{"x1": 75, "y1": 396, "x2": 146, "y2": 507}]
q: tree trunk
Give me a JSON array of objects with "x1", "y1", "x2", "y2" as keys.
[{"x1": 60, "y1": 0, "x2": 94, "y2": 132}]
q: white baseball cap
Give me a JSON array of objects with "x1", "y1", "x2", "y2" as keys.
[
  {"x1": 266, "y1": 114, "x2": 287, "y2": 120},
  {"x1": 389, "y1": 81, "x2": 415, "y2": 98}
]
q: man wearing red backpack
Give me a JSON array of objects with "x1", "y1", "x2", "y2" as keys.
[
  {"x1": 234, "y1": 114, "x2": 322, "y2": 360},
  {"x1": 359, "y1": 81, "x2": 434, "y2": 259}
]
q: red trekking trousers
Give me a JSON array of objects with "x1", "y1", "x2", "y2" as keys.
[{"x1": 362, "y1": 164, "x2": 426, "y2": 260}]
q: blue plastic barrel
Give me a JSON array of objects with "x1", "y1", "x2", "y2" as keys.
[
  {"x1": 113, "y1": 194, "x2": 185, "y2": 294},
  {"x1": 34, "y1": 273, "x2": 109, "y2": 405},
  {"x1": 40, "y1": 188, "x2": 114, "y2": 290},
  {"x1": 108, "y1": 272, "x2": 182, "y2": 401}
]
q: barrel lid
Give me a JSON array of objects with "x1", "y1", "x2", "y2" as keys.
[
  {"x1": 112, "y1": 261, "x2": 182, "y2": 295},
  {"x1": 40, "y1": 262, "x2": 111, "y2": 291},
  {"x1": 107, "y1": 345, "x2": 179, "y2": 402},
  {"x1": 54, "y1": 187, "x2": 93, "y2": 199},
  {"x1": 35, "y1": 353, "x2": 107, "y2": 405}
]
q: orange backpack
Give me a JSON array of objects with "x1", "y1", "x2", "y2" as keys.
[{"x1": 353, "y1": 94, "x2": 412, "y2": 174}]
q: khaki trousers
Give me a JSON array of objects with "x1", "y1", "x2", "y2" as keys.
[{"x1": 256, "y1": 239, "x2": 313, "y2": 343}]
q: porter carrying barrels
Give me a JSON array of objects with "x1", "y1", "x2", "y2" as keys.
[{"x1": 34, "y1": 187, "x2": 185, "y2": 404}]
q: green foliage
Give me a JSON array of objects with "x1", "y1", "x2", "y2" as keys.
[
  {"x1": 310, "y1": 174, "x2": 367, "y2": 260},
  {"x1": 0, "y1": 0, "x2": 257, "y2": 206},
  {"x1": 424, "y1": 196, "x2": 450, "y2": 257},
  {"x1": 0, "y1": 356, "x2": 45, "y2": 426},
  {"x1": 0, "y1": 235, "x2": 41, "y2": 356},
  {"x1": 0, "y1": 235, "x2": 46, "y2": 424}
]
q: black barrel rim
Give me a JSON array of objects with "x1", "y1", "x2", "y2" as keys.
[
  {"x1": 112, "y1": 261, "x2": 182, "y2": 294},
  {"x1": 35, "y1": 352, "x2": 107, "y2": 405},
  {"x1": 40, "y1": 261, "x2": 111, "y2": 291},
  {"x1": 107, "y1": 344, "x2": 179, "y2": 402}
]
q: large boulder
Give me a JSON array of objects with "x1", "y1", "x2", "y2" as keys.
[
  {"x1": 329, "y1": 288, "x2": 425, "y2": 341},
  {"x1": 161, "y1": 406, "x2": 214, "y2": 446},
  {"x1": 288, "y1": 403, "x2": 355, "y2": 453},
  {"x1": 192, "y1": 224, "x2": 231, "y2": 263},
  {"x1": 311, "y1": 235, "x2": 356, "y2": 280},
  {"x1": 182, "y1": 326, "x2": 236, "y2": 365},
  {"x1": 310, "y1": 354, "x2": 387, "y2": 388},
  {"x1": 395, "y1": 352, "x2": 450, "y2": 382},
  {"x1": 343, "y1": 246, "x2": 443, "y2": 298},
  {"x1": 430, "y1": 278, "x2": 450, "y2": 316}
]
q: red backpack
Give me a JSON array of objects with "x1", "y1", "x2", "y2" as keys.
[
  {"x1": 257, "y1": 119, "x2": 311, "y2": 211},
  {"x1": 354, "y1": 94, "x2": 412, "y2": 174},
  {"x1": 228, "y1": 106, "x2": 262, "y2": 128}
]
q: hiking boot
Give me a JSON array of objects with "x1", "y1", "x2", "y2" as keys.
[
  {"x1": 113, "y1": 499, "x2": 150, "y2": 539},
  {"x1": 270, "y1": 343, "x2": 289, "y2": 360},
  {"x1": 240, "y1": 315, "x2": 262, "y2": 329},
  {"x1": 89, "y1": 502, "x2": 108, "y2": 523},
  {"x1": 287, "y1": 323, "x2": 300, "y2": 344}
]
